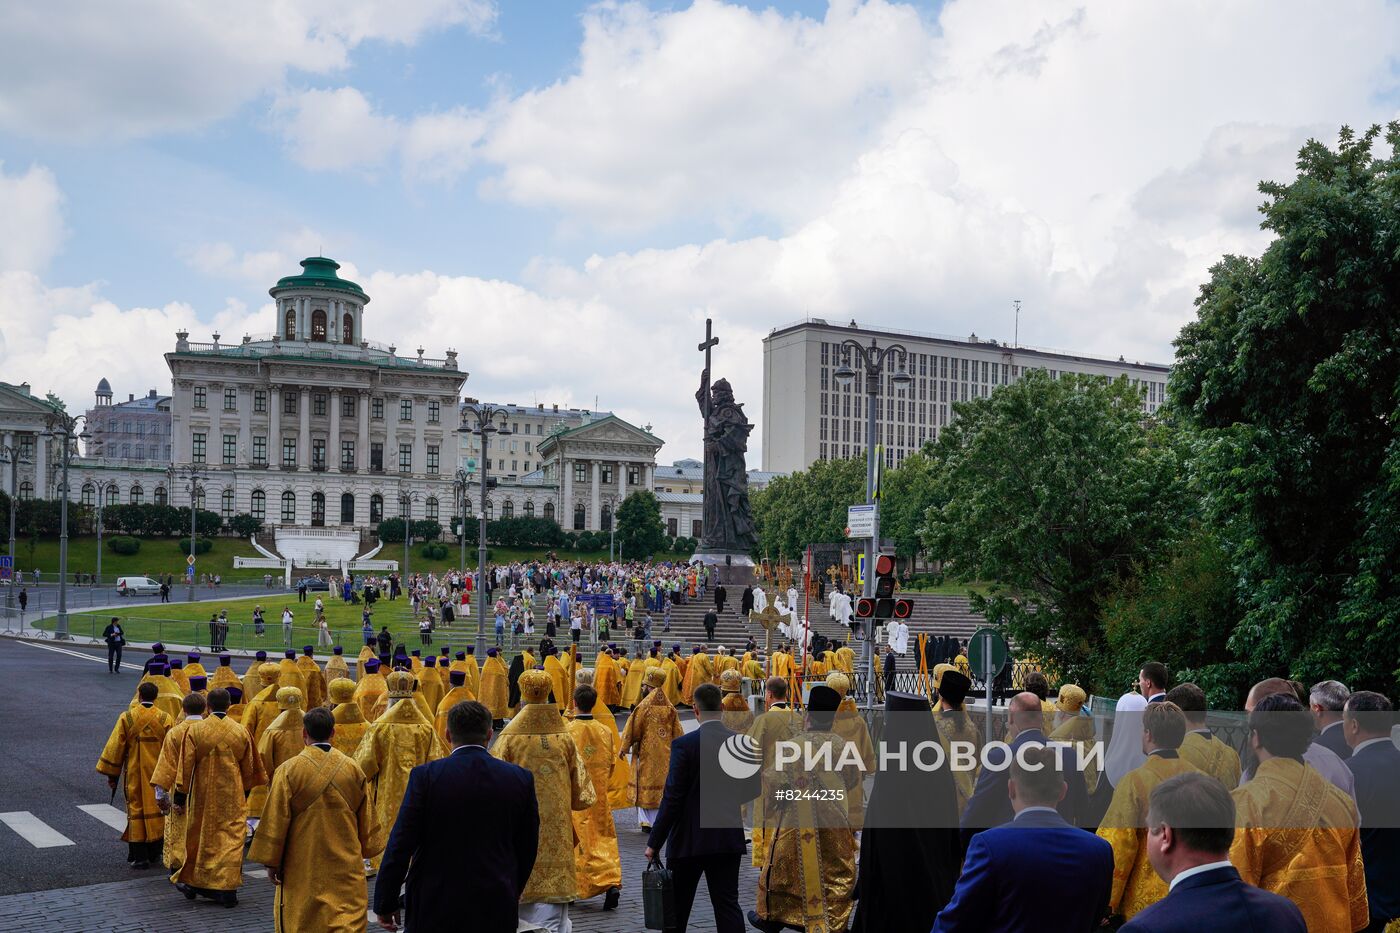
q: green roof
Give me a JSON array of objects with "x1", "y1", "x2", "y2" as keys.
[{"x1": 271, "y1": 257, "x2": 367, "y2": 299}]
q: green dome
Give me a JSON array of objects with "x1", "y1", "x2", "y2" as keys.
[{"x1": 271, "y1": 257, "x2": 367, "y2": 299}]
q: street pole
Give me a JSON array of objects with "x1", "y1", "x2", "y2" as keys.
[
  {"x1": 4, "y1": 448, "x2": 19, "y2": 612},
  {"x1": 46, "y1": 415, "x2": 85, "y2": 639},
  {"x1": 95, "y1": 498, "x2": 102, "y2": 585},
  {"x1": 459, "y1": 404, "x2": 510, "y2": 659}
]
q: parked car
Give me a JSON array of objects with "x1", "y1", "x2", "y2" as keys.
[{"x1": 115, "y1": 576, "x2": 161, "y2": 597}]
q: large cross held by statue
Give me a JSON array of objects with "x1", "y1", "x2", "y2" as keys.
[{"x1": 698, "y1": 317, "x2": 719, "y2": 420}]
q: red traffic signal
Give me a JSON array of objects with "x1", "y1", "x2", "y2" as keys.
[
  {"x1": 875, "y1": 554, "x2": 895, "y2": 577},
  {"x1": 854, "y1": 597, "x2": 877, "y2": 618},
  {"x1": 893, "y1": 598, "x2": 913, "y2": 619}
]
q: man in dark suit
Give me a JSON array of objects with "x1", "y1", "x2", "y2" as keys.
[
  {"x1": 935, "y1": 745, "x2": 1113, "y2": 932},
  {"x1": 1344, "y1": 691, "x2": 1400, "y2": 932},
  {"x1": 1121, "y1": 772, "x2": 1305, "y2": 932},
  {"x1": 1140, "y1": 661, "x2": 1168, "y2": 703},
  {"x1": 960, "y1": 692, "x2": 1088, "y2": 849},
  {"x1": 373, "y1": 700, "x2": 539, "y2": 933},
  {"x1": 645, "y1": 682, "x2": 755, "y2": 933},
  {"x1": 1310, "y1": 679, "x2": 1353, "y2": 760}
]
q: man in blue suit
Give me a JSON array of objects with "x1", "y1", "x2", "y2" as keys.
[
  {"x1": 960, "y1": 692, "x2": 1088, "y2": 849},
  {"x1": 645, "y1": 682, "x2": 757, "y2": 933},
  {"x1": 935, "y1": 745, "x2": 1113, "y2": 932},
  {"x1": 1344, "y1": 691, "x2": 1400, "y2": 932},
  {"x1": 1121, "y1": 772, "x2": 1305, "y2": 932},
  {"x1": 373, "y1": 700, "x2": 539, "y2": 933}
]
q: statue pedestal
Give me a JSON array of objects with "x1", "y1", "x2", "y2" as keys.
[{"x1": 690, "y1": 549, "x2": 757, "y2": 588}]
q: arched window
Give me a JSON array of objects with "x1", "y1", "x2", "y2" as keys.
[
  {"x1": 342, "y1": 312, "x2": 354, "y2": 344},
  {"x1": 426, "y1": 497, "x2": 439, "y2": 520},
  {"x1": 130, "y1": 484, "x2": 144, "y2": 505},
  {"x1": 311, "y1": 491, "x2": 325, "y2": 526},
  {"x1": 600, "y1": 504, "x2": 611, "y2": 531},
  {"x1": 484, "y1": 500, "x2": 494, "y2": 520},
  {"x1": 340, "y1": 493, "x2": 355, "y2": 524},
  {"x1": 524, "y1": 500, "x2": 535, "y2": 518},
  {"x1": 284, "y1": 307, "x2": 296, "y2": 340},
  {"x1": 543, "y1": 501, "x2": 554, "y2": 522},
  {"x1": 251, "y1": 489, "x2": 266, "y2": 521},
  {"x1": 18, "y1": 481, "x2": 33, "y2": 500},
  {"x1": 573, "y1": 503, "x2": 585, "y2": 530},
  {"x1": 220, "y1": 488, "x2": 234, "y2": 517},
  {"x1": 281, "y1": 490, "x2": 296, "y2": 523},
  {"x1": 105, "y1": 483, "x2": 120, "y2": 506},
  {"x1": 81, "y1": 483, "x2": 95, "y2": 506},
  {"x1": 154, "y1": 485, "x2": 168, "y2": 506},
  {"x1": 370, "y1": 494, "x2": 383, "y2": 523},
  {"x1": 311, "y1": 309, "x2": 327, "y2": 342},
  {"x1": 502, "y1": 500, "x2": 514, "y2": 519}
]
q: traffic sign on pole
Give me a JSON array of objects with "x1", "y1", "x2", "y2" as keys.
[
  {"x1": 186, "y1": 555, "x2": 196, "y2": 567},
  {"x1": 0, "y1": 555, "x2": 11, "y2": 580},
  {"x1": 966, "y1": 626, "x2": 1009, "y2": 675}
]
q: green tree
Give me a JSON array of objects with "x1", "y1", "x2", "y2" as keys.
[
  {"x1": 922, "y1": 370, "x2": 1188, "y2": 684},
  {"x1": 616, "y1": 491, "x2": 666, "y2": 558},
  {"x1": 1172, "y1": 124, "x2": 1400, "y2": 694},
  {"x1": 880, "y1": 447, "x2": 940, "y2": 565},
  {"x1": 751, "y1": 457, "x2": 865, "y2": 559}
]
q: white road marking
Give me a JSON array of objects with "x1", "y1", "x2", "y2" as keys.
[
  {"x1": 77, "y1": 804, "x2": 128, "y2": 831},
  {"x1": 14, "y1": 640, "x2": 110, "y2": 665},
  {"x1": 0, "y1": 811, "x2": 75, "y2": 848}
]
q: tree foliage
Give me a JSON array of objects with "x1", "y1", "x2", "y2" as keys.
[
  {"x1": 616, "y1": 491, "x2": 666, "y2": 559},
  {"x1": 751, "y1": 457, "x2": 866, "y2": 559},
  {"x1": 879, "y1": 447, "x2": 940, "y2": 561},
  {"x1": 921, "y1": 370, "x2": 1188, "y2": 684},
  {"x1": 1172, "y1": 123, "x2": 1400, "y2": 694},
  {"x1": 377, "y1": 517, "x2": 442, "y2": 543}
]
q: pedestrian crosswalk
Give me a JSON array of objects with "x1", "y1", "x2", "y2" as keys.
[{"x1": 0, "y1": 804, "x2": 130, "y2": 848}]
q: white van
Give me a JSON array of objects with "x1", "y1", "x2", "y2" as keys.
[{"x1": 115, "y1": 577, "x2": 161, "y2": 596}]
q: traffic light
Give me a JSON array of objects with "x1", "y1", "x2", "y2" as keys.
[{"x1": 867, "y1": 555, "x2": 913, "y2": 620}]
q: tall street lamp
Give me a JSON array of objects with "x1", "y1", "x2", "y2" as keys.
[
  {"x1": 43, "y1": 412, "x2": 89, "y2": 639},
  {"x1": 458, "y1": 403, "x2": 510, "y2": 657},
  {"x1": 167, "y1": 463, "x2": 208, "y2": 602},
  {"x1": 601, "y1": 493, "x2": 619, "y2": 562},
  {"x1": 452, "y1": 466, "x2": 472, "y2": 576},
  {"x1": 397, "y1": 483, "x2": 420, "y2": 585},
  {"x1": 1, "y1": 442, "x2": 30, "y2": 612},
  {"x1": 833, "y1": 336, "x2": 911, "y2": 705}
]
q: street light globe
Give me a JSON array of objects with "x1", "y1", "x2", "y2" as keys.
[
  {"x1": 891, "y1": 369, "x2": 913, "y2": 390},
  {"x1": 833, "y1": 365, "x2": 856, "y2": 387}
]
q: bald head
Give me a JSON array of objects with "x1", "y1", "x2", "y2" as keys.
[
  {"x1": 1245, "y1": 678, "x2": 1294, "y2": 712},
  {"x1": 1008, "y1": 692, "x2": 1044, "y2": 732}
]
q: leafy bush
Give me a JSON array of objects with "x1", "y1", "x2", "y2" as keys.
[
  {"x1": 378, "y1": 517, "x2": 442, "y2": 543},
  {"x1": 420, "y1": 543, "x2": 449, "y2": 560},
  {"x1": 227, "y1": 513, "x2": 263, "y2": 538},
  {"x1": 107, "y1": 535, "x2": 141, "y2": 555},
  {"x1": 485, "y1": 517, "x2": 566, "y2": 548},
  {"x1": 575, "y1": 531, "x2": 601, "y2": 552},
  {"x1": 179, "y1": 537, "x2": 213, "y2": 555}
]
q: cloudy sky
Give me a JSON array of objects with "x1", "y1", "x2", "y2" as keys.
[{"x1": 1, "y1": 0, "x2": 1397, "y2": 460}]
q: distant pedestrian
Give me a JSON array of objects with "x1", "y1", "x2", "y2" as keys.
[
  {"x1": 102, "y1": 616, "x2": 126, "y2": 673},
  {"x1": 253, "y1": 606, "x2": 266, "y2": 638},
  {"x1": 297, "y1": 580, "x2": 308, "y2": 603},
  {"x1": 18, "y1": 587, "x2": 27, "y2": 614},
  {"x1": 282, "y1": 608, "x2": 294, "y2": 646}
]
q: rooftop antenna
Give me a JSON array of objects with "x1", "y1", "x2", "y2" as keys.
[{"x1": 1013, "y1": 299, "x2": 1022, "y2": 349}]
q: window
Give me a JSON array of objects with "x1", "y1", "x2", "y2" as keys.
[
  {"x1": 668, "y1": 517, "x2": 678, "y2": 537},
  {"x1": 251, "y1": 490, "x2": 266, "y2": 520},
  {"x1": 220, "y1": 488, "x2": 234, "y2": 517},
  {"x1": 370, "y1": 443, "x2": 383, "y2": 471},
  {"x1": 134, "y1": 444, "x2": 144, "y2": 460},
  {"x1": 600, "y1": 505, "x2": 611, "y2": 531},
  {"x1": 312, "y1": 439, "x2": 326, "y2": 469},
  {"x1": 342, "y1": 312, "x2": 354, "y2": 345},
  {"x1": 399, "y1": 399, "x2": 413, "y2": 422},
  {"x1": 223, "y1": 387, "x2": 237, "y2": 411},
  {"x1": 284, "y1": 308, "x2": 296, "y2": 340},
  {"x1": 16, "y1": 479, "x2": 32, "y2": 499},
  {"x1": 192, "y1": 432, "x2": 206, "y2": 463},
  {"x1": 511, "y1": 460, "x2": 517, "y2": 472},
  {"x1": 193, "y1": 387, "x2": 206, "y2": 410},
  {"x1": 130, "y1": 484, "x2": 144, "y2": 505},
  {"x1": 282, "y1": 438, "x2": 296, "y2": 467},
  {"x1": 340, "y1": 493, "x2": 355, "y2": 524},
  {"x1": 424, "y1": 444, "x2": 439, "y2": 475},
  {"x1": 524, "y1": 500, "x2": 534, "y2": 518},
  {"x1": 311, "y1": 309, "x2": 327, "y2": 341},
  {"x1": 502, "y1": 500, "x2": 514, "y2": 519},
  {"x1": 252, "y1": 436, "x2": 267, "y2": 465},
  {"x1": 18, "y1": 436, "x2": 33, "y2": 460},
  {"x1": 370, "y1": 494, "x2": 383, "y2": 523},
  {"x1": 283, "y1": 392, "x2": 297, "y2": 415},
  {"x1": 484, "y1": 500, "x2": 494, "y2": 520},
  {"x1": 311, "y1": 492, "x2": 325, "y2": 526},
  {"x1": 428, "y1": 400, "x2": 440, "y2": 423},
  {"x1": 341, "y1": 394, "x2": 355, "y2": 418},
  {"x1": 628, "y1": 465, "x2": 639, "y2": 485},
  {"x1": 398, "y1": 443, "x2": 412, "y2": 472},
  {"x1": 281, "y1": 490, "x2": 296, "y2": 523},
  {"x1": 426, "y1": 497, "x2": 439, "y2": 520},
  {"x1": 691, "y1": 519, "x2": 703, "y2": 537},
  {"x1": 543, "y1": 501, "x2": 555, "y2": 522},
  {"x1": 341, "y1": 440, "x2": 355, "y2": 470},
  {"x1": 601, "y1": 464, "x2": 613, "y2": 485},
  {"x1": 573, "y1": 462, "x2": 587, "y2": 483},
  {"x1": 254, "y1": 390, "x2": 267, "y2": 413},
  {"x1": 372, "y1": 397, "x2": 384, "y2": 420},
  {"x1": 313, "y1": 394, "x2": 326, "y2": 416},
  {"x1": 81, "y1": 483, "x2": 95, "y2": 506},
  {"x1": 223, "y1": 434, "x2": 236, "y2": 465},
  {"x1": 154, "y1": 486, "x2": 168, "y2": 506},
  {"x1": 573, "y1": 504, "x2": 585, "y2": 530}
]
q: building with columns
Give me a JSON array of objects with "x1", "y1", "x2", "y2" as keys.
[
  {"x1": 161, "y1": 257, "x2": 466, "y2": 538},
  {"x1": 537, "y1": 415, "x2": 664, "y2": 532},
  {"x1": 0, "y1": 382, "x2": 64, "y2": 502},
  {"x1": 84, "y1": 381, "x2": 172, "y2": 464}
]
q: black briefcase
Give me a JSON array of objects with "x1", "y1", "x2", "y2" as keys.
[{"x1": 642, "y1": 855, "x2": 677, "y2": 931}]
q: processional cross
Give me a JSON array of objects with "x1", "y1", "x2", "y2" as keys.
[{"x1": 698, "y1": 317, "x2": 719, "y2": 420}]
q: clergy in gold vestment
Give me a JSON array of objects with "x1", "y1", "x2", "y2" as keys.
[
  {"x1": 324, "y1": 645, "x2": 351, "y2": 684},
  {"x1": 595, "y1": 648, "x2": 623, "y2": 708},
  {"x1": 749, "y1": 677, "x2": 801, "y2": 868},
  {"x1": 242, "y1": 662, "x2": 285, "y2": 819},
  {"x1": 544, "y1": 648, "x2": 570, "y2": 712},
  {"x1": 479, "y1": 648, "x2": 510, "y2": 720},
  {"x1": 1048, "y1": 684, "x2": 1100, "y2": 795},
  {"x1": 567, "y1": 685, "x2": 622, "y2": 906},
  {"x1": 150, "y1": 693, "x2": 205, "y2": 876},
  {"x1": 248, "y1": 708, "x2": 385, "y2": 933},
  {"x1": 418, "y1": 658, "x2": 445, "y2": 715},
  {"x1": 681, "y1": 648, "x2": 712, "y2": 706},
  {"x1": 209, "y1": 653, "x2": 241, "y2": 692},
  {"x1": 434, "y1": 669, "x2": 476, "y2": 747},
  {"x1": 1097, "y1": 702, "x2": 1201, "y2": 921},
  {"x1": 97, "y1": 682, "x2": 171, "y2": 866},
  {"x1": 328, "y1": 678, "x2": 368, "y2": 758},
  {"x1": 459, "y1": 648, "x2": 481, "y2": 699},
  {"x1": 714, "y1": 649, "x2": 739, "y2": 679},
  {"x1": 933, "y1": 671, "x2": 982, "y2": 817},
  {"x1": 720, "y1": 670, "x2": 754, "y2": 733},
  {"x1": 756, "y1": 685, "x2": 859, "y2": 932},
  {"x1": 295, "y1": 647, "x2": 326, "y2": 710},
  {"x1": 741, "y1": 655, "x2": 765, "y2": 682},
  {"x1": 1229, "y1": 694, "x2": 1368, "y2": 933},
  {"x1": 619, "y1": 652, "x2": 647, "y2": 708},
  {"x1": 242, "y1": 651, "x2": 271, "y2": 702},
  {"x1": 1166, "y1": 682, "x2": 1242, "y2": 790},
  {"x1": 659, "y1": 653, "x2": 683, "y2": 707},
  {"x1": 825, "y1": 673, "x2": 875, "y2": 827},
  {"x1": 172, "y1": 689, "x2": 265, "y2": 903},
  {"x1": 256, "y1": 688, "x2": 306, "y2": 782},
  {"x1": 132, "y1": 666, "x2": 184, "y2": 721},
  {"x1": 277, "y1": 652, "x2": 308, "y2": 696},
  {"x1": 618, "y1": 668, "x2": 683, "y2": 829},
  {"x1": 184, "y1": 652, "x2": 207, "y2": 681},
  {"x1": 168, "y1": 660, "x2": 191, "y2": 694},
  {"x1": 574, "y1": 668, "x2": 634, "y2": 811},
  {"x1": 492, "y1": 670, "x2": 597, "y2": 931},
  {"x1": 353, "y1": 658, "x2": 387, "y2": 720},
  {"x1": 353, "y1": 671, "x2": 446, "y2": 871}
]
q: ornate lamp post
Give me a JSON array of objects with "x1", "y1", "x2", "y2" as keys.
[
  {"x1": 397, "y1": 482, "x2": 420, "y2": 585},
  {"x1": 601, "y1": 492, "x2": 619, "y2": 562},
  {"x1": 42, "y1": 412, "x2": 90, "y2": 638},
  {"x1": 832, "y1": 337, "x2": 911, "y2": 705},
  {"x1": 166, "y1": 463, "x2": 208, "y2": 602},
  {"x1": 457, "y1": 403, "x2": 510, "y2": 657},
  {"x1": 0, "y1": 442, "x2": 30, "y2": 612},
  {"x1": 452, "y1": 467, "x2": 471, "y2": 576}
]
